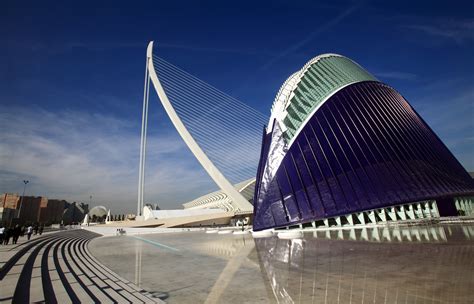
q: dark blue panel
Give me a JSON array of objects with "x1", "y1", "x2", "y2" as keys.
[
  {"x1": 287, "y1": 153, "x2": 313, "y2": 220},
  {"x1": 306, "y1": 123, "x2": 347, "y2": 211},
  {"x1": 267, "y1": 180, "x2": 286, "y2": 226},
  {"x1": 253, "y1": 81, "x2": 474, "y2": 231},
  {"x1": 300, "y1": 129, "x2": 338, "y2": 212},
  {"x1": 357, "y1": 85, "x2": 427, "y2": 198},
  {"x1": 293, "y1": 141, "x2": 326, "y2": 217},
  {"x1": 276, "y1": 168, "x2": 301, "y2": 222},
  {"x1": 329, "y1": 100, "x2": 383, "y2": 206}
]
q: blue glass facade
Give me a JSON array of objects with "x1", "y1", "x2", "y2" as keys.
[{"x1": 253, "y1": 81, "x2": 474, "y2": 231}]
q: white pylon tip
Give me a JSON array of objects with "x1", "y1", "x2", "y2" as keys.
[{"x1": 147, "y1": 41, "x2": 154, "y2": 58}]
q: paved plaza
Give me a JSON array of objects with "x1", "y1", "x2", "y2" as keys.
[
  {"x1": 1, "y1": 224, "x2": 473, "y2": 303},
  {"x1": 0, "y1": 229, "x2": 162, "y2": 303},
  {"x1": 90, "y1": 224, "x2": 474, "y2": 303}
]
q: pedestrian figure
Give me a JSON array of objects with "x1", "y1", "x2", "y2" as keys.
[
  {"x1": 12, "y1": 225, "x2": 21, "y2": 244},
  {"x1": 26, "y1": 225, "x2": 33, "y2": 240},
  {"x1": 33, "y1": 225, "x2": 39, "y2": 235},
  {"x1": 3, "y1": 227, "x2": 11, "y2": 245},
  {"x1": 39, "y1": 225, "x2": 44, "y2": 235}
]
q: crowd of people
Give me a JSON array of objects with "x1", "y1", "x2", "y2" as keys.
[{"x1": 0, "y1": 224, "x2": 44, "y2": 245}]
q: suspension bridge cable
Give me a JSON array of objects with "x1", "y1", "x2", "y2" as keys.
[{"x1": 152, "y1": 56, "x2": 268, "y2": 183}]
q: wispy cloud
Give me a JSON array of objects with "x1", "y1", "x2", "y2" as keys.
[
  {"x1": 260, "y1": 1, "x2": 366, "y2": 71},
  {"x1": 158, "y1": 43, "x2": 276, "y2": 56},
  {"x1": 402, "y1": 19, "x2": 474, "y2": 44},
  {"x1": 411, "y1": 84, "x2": 474, "y2": 171},
  {"x1": 0, "y1": 105, "x2": 216, "y2": 213},
  {"x1": 15, "y1": 41, "x2": 144, "y2": 55},
  {"x1": 12, "y1": 40, "x2": 278, "y2": 57},
  {"x1": 374, "y1": 71, "x2": 418, "y2": 81},
  {"x1": 416, "y1": 86, "x2": 473, "y2": 133}
]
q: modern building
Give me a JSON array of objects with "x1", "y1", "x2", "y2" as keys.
[
  {"x1": 253, "y1": 54, "x2": 474, "y2": 231},
  {"x1": 87, "y1": 205, "x2": 107, "y2": 221},
  {"x1": 0, "y1": 193, "x2": 20, "y2": 224},
  {"x1": 57, "y1": 201, "x2": 87, "y2": 225},
  {"x1": 0, "y1": 208, "x2": 16, "y2": 225},
  {"x1": 130, "y1": 179, "x2": 256, "y2": 227},
  {"x1": 2, "y1": 193, "x2": 20, "y2": 209},
  {"x1": 1, "y1": 193, "x2": 88, "y2": 225},
  {"x1": 38, "y1": 199, "x2": 67, "y2": 224},
  {"x1": 183, "y1": 178, "x2": 256, "y2": 215},
  {"x1": 17, "y1": 196, "x2": 46, "y2": 224}
]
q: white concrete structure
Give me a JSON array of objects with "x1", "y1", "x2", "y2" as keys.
[
  {"x1": 88, "y1": 206, "x2": 108, "y2": 219},
  {"x1": 146, "y1": 41, "x2": 253, "y2": 213},
  {"x1": 182, "y1": 178, "x2": 255, "y2": 215},
  {"x1": 137, "y1": 44, "x2": 151, "y2": 216},
  {"x1": 105, "y1": 209, "x2": 112, "y2": 224},
  {"x1": 142, "y1": 205, "x2": 224, "y2": 221},
  {"x1": 82, "y1": 214, "x2": 89, "y2": 226}
]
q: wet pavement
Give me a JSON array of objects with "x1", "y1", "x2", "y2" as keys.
[{"x1": 89, "y1": 224, "x2": 474, "y2": 303}]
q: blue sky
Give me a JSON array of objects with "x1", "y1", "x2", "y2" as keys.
[{"x1": 1, "y1": 0, "x2": 473, "y2": 213}]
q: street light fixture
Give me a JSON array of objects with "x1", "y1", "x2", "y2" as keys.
[{"x1": 17, "y1": 180, "x2": 29, "y2": 219}]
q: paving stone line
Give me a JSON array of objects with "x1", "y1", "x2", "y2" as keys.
[
  {"x1": 81, "y1": 239, "x2": 158, "y2": 300},
  {"x1": 0, "y1": 234, "x2": 61, "y2": 279},
  {"x1": 78, "y1": 240, "x2": 143, "y2": 302},
  {"x1": 0, "y1": 230, "x2": 162, "y2": 303},
  {"x1": 61, "y1": 237, "x2": 102, "y2": 302},
  {"x1": 69, "y1": 237, "x2": 123, "y2": 303},
  {"x1": 53, "y1": 236, "x2": 82, "y2": 303},
  {"x1": 74, "y1": 237, "x2": 150, "y2": 303}
]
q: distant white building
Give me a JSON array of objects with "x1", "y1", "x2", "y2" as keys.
[
  {"x1": 143, "y1": 207, "x2": 223, "y2": 221},
  {"x1": 182, "y1": 178, "x2": 255, "y2": 215},
  {"x1": 138, "y1": 179, "x2": 256, "y2": 226}
]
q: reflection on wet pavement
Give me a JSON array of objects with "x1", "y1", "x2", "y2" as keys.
[
  {"x1": 90, "y1": 224, "x2": 474, "y2": 303},
  {"x1": 310, "y1": 224, "x2": 474, "y2": 243}
]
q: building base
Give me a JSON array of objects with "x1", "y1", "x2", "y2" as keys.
[{"x1": 279, "y1": 197, "x2": 474, "y2": 230}]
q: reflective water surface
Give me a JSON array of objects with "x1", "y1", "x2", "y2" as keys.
[{"x1": 89, "y1": 224, "x2": 474, "y2": 303}]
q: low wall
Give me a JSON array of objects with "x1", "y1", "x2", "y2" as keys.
[{"x1": 81, "y1": 226, "x2": 202, "y2": 237}]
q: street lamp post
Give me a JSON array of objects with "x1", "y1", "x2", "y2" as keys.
[{"x1": 17, "y1": 180, "x2": 29, "y2": 219}]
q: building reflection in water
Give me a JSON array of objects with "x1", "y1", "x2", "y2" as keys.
[
  {"x1": 254, "y1": 225, "x2": 474, "y2": 303},
  {"x1": 135, "y1": 239, "x2": 142, "y2": 287}
]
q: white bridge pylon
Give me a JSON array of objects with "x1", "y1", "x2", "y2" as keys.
[{"x1": 140, "y1": 41, "x2": 253, "y2": 213}]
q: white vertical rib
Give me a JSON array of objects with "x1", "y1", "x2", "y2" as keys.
[
  {"x1": 141, "y1": 65, "x2": 150, "y2": 213},
  {"x1": 137, "y1": 46, "x2": 150, "y2": 216}
]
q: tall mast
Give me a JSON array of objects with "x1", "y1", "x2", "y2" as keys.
[{"x1": 137, "y1": 42, "x2": 153, "y2": 216}]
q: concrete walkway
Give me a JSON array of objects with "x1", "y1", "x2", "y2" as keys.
[{"x1": 0, "y1": 229, "x2": 162, "y2": 303}]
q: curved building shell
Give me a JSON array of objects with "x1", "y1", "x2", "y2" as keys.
[{"x1": 253, "y1": 54, "x2": 474, "y2": 231}]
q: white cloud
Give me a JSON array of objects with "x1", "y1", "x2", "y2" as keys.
[
  {"x1": 402, "y1": 19, "x2": 474, "y2": 44},
  {"x1": 0, "y1": 105, "x2": 217, "y2": 214},
  {"x1": 374, "y1": 71, "x2": 418, "y2": 80},
  {"x1": 410, "y1": 85, "x2": 474, "y2": 171},
  {"x1": 260, "y1": 1, "x2": 366, "y2": 70}
]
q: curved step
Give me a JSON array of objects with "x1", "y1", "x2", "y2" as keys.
[{"x1": 0, "y1": 229, "x2": 162, "y2": 303}]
